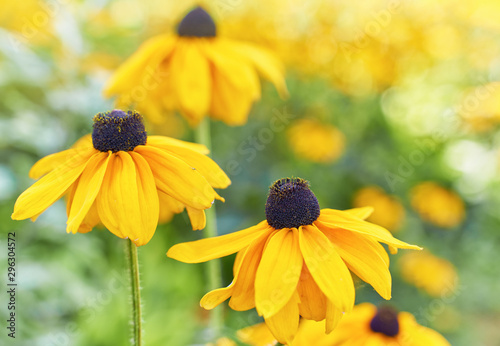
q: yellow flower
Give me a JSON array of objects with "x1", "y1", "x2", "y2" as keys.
[
  {"x1": 104, "y1": 6, "x2": 288, "y2": 127},
  {"x1": 353, "y1": 186, "x2": 405, "y2": 232},
  {"x1": 399, "y1": 251, "x2": 458, "y2": 297},
  {"x1": 410, "y1": 182, "x2": 465, "y2": 228},
  {"x1": 458, "y1": 82, "x2": 500, "y2": 133},
  {"x1": 287, "y1": 119, "x2": 345, "y2": 163},
  {"x1": 12, "y1": 110, "x2": 230, "y2": 246},
  {"x1": 292, "y1": 303, "x2": 450, "y2": 345},
  {"x1": 168, "y1": 178, "x2": 421, "y2": 344}
]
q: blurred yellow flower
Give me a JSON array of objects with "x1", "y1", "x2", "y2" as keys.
[
  {"x1": 293, "y1": 303, "x2": 450, "y2": 345},
  {"x1": 168, "y1": 178, "x2": 420, "y2": 344},
  {"x1": 458, "y1": 82, "x2": 500, "y2": 132},
  {"x1": 12, "y1": 110, "x2": 230, "y2": 246},
  {"x1": 287, "y1": 119, "x2": 345, "y2": 163},
  {"x1": 237, "y1": 322, "x2": 277, "y2": 346},
  {"x1": 353, "y1": 186, "x2": 405, "y2": 232},
  {"x1": 410, "y1": 182, "x2": 465, "y2": 228},
  {"x1": 399, "y1": 251, "x2": 458, "y2": 297},
  {"x1": 104, "y1": 6, "x2": 288, "y2": 127}
]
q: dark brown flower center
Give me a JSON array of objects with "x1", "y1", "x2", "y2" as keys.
[
  {"x1": 177, "y1": 7, "x2": 216, "y2": 37},
  {"x1": 92, "y1": 110, "x2": 147, "y2": 152},
  {"x1": 370, "y1": 306, "x2": 400, "y2": 337},
  {"x1": 265, "y1": 178, "x2": 320, "y2": 229}
]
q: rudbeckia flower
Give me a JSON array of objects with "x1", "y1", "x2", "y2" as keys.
[
  {"x1": 292, "y1": 303, "x2": 451, "y2": 345},
  {"x1": 353, "y1": 186, "x2": 405, "y2": 232},
  {"x1": 168, "y1": 178, "x2": 421, "y2": 344},
  {"x1": 12, "y1": 109, "x2": 230, "y2": 246},
  {"x1": 410, "y1": 182, "x2": 465, "y2": 228},
  {"x1": 104, "y1": 6, "x2": 288, "y2": 126},
  {"x1": 399, "y1": 251, "x2": 458, "y2": 297}
]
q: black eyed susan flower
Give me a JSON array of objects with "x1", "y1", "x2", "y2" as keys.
[
  {"x1": 291, "y1": 303, "x2": 451, "y2": 345},
  {"x1": 167, "y1": 178, "x2": 421, "y2": 344},
  {"x1": 104, "y1": 6, "x2": 288, "y2": 126},
  {"x1": 12, "y1": 109, "x2": 230, "y2": 246}
]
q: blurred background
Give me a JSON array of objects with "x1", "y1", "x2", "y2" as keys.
[{"x1": 1, "y1": 0, "x2": 500, "y2": 345}]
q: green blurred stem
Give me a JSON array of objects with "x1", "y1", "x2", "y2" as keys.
[
  {"x1": 127, "y1": 239, "x2": 142, "y2": 346},
  {"x1": 195, "y1": 117, "x2": 223, "y2": 338}
]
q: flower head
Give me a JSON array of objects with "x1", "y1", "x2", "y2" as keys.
[
  {"x1": 12, "y1": 109, "x2": 230, "y2": 246},
  {"x1": 399, "y1": 251, "x2": 458, "y2": 297},
  {"x1": 353, "y1": 186, "x2": 405, "y2": 232},
  {"x1": 410, "y1": 182, "x2": 465, "y2": 228},
  {"x1": 167, "y1": 178, "x2": 421, "y2": 344},
  {"x1": 104, "y1": 6, "x2": 288, "y2": 127}
]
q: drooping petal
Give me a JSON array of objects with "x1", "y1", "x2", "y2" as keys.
[
  {"x1": 317, "y1": 210, "x2": 422, "y2": 251},
  {"x1": 340, "y1": 207, "x2": 374, "y2": 220},
  {"x1": 78, "y1": 202, "x2": 101, "y2": 234},
  {"x1": 255, "y1": 228, "x2": 302, "y2": 318},
  {"x1": 325, "y1": 300, "x2": 344, "y2": 333},
  {"x1": 67, "y1": 152, "x2": 110, "y2": 233},
  {"x1": 297, "y1": 265, "x2": 327, "y2": 321},
  {"x1": 158, "y1": 190, "x2": 185, "y2": 223},
  {"x1": 29, "y1": 148, "x2": 75, "y2": 179},
  {"x1": 146, "y1": 135, "x2": 209, "y2": 154},
  {"x1": 264, "y1": 291, "x2": 300, "y2": 345},
  {"x1": 237, "y1": 322, "x2": 277, "y2": 346},
  {"x1": 167, "y1": 221, "x2": 270, "y2": 263},
  {"x1": 12, "y1": 149, "x2": 94, "y2": 220},
  {"x1": 148, "y1": 137, "x2": 230, "y2": 189},
  {"x1": 322, "y1": 226, "x2": 392, "y2": 300},
  {"x1": 299, "y1": 225, "x2": 355, "y2": 313},
  {"x1": 169, "y1": 41, "x2": 211, "y2": 124},
  {"x1": 186, "y1": 206, "x2": 206, "y2": 230},
  {"x1": 135, "y1": 145, "x2": 216, "y2": 209}
]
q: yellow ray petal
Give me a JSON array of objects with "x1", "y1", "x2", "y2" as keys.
[
  {"x1": 317, "y1": 211, "x2": 422, "y2": 251},
  {"x1": 12, "y1": 149, "x2": 94, "y2": 220},
  {"x1": 325, "y1": 300, "x2": 344, "y2": 333},
  {"x1": 299, "y1": 225, "x2": 355, "y2": 313},
  {"x1": 167, "y1": 220, "x2": 270, "y2": 263},
  {"x1": 135, "y1": 145, "x2": 215, "y2": 210},
  {"x1": 67, "y1": 152, "x2": 110, "y2": 234},
  {"x1": 229, "y1": 229, "x2": 275, "y2": 311},
  {"x1": 146, "y1": 135, "x2": 209, "y2": 154},
  {"x1": 170, "y1": 41, "x2": 211, "y2": 123},
  {"x1": 104, "y1": 34, "x2": 176, "y2": 96},
  {"x1": 225, "y1": 39, "x2": 289, "y2": 99},
  {"x1": 322, "y1": 227, "x2": 392, "y2": 300},
  {"x1": 297, "y1": 265, "x2": 328, "y2": 321},
  {"x1": 158, "y1": 190, "x2": 185, "y2": 223},
  {"x1": 399, "y1": 312, "x2": 451, "y2": 345},
  {"x1": 186, "y1": 206, "x2": 206, "y2": 230},
  {"x1": 147, "y1": 138, "x2": 230, "y2": 189},
  {"x1": 264, "y1": 291, "x2": 300, "y2": 345},
  {"x1": 78, "y1": 202, "x2": 101, "y2": 234},
  {"x1": 340, "y1": 207, "x2": 374, "y2": 220},
  {"x1": 255, "y1": 228, "x2": 302, "y2": 319},
  {"x1": 237, "y1": 322, "x2": 277, "y2": 346},
  {"x1": 29, "y1": 148, "x2": 75, "y2": 179}
]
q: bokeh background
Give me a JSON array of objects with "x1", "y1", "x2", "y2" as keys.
[{"x1": 1, "y1": 0, "x2": 500, "y2": 345}]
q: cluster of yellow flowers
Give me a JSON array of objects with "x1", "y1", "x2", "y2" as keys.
[{"x1": 11, "y1": 5, "x2": 455, "y2": 346}]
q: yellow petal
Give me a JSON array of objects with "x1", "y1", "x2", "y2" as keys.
[
  {"x1": 67, "y1": 152, "x2": 110, "y2": 234},
  {"x1": 399, "y1": 312, "x2": 451, "y2": 345},
  {"x1": 264, "y1": 291, "x2": 300, "y2": 345},
  {"x1": 167, "y1": 220, "x2": 270, "y2": 263},
  {"x1": 341, "y1": 207, "x2": 374, "y2": 220},
  {"x1": 29, "y1": 148, "x2": 75, "y2": 179},
  {"x1": 135, "y1": 145, "x2": 215, "y2": 209},
  {"x1": 148, "y1": 138, "x2": 230, "y2": 189},
  {"x1": 186, "y1": 206, "x2": 206, "y2": 230},
  {"x1": 158, "y1": 190, "x2": 185, "y2": 223},
  {"x1": 237, "y1": 322, "x2": 277, "y2": 346},
  {"x1": 323, "y1": 227, "x2": 392, "y2": 300},
  {"x1": 317, "y1": 210, "x2": 422, "y2": 251},
  {"x1": 299, "y1": 225, "x2": 355, "y2": 313},
  {"x1": 325, "y1": 301, "x2": 344, "y2": 333},
  {"x1": 255, "y1": 228, "x2": 302, "y2": 318},
  {"x1": 297, "y1": 265, "x2": 327, "y2": 321},
  {"x1": 229, "y1": 229, "x2": 275, "y2": 311},
  {"x1": 200, "y1": 286, "x2": 234, "y2": 310},
  {"x1": 78, "y1": 202, "x2": 101, "y2": 234},
  {"x1": 147, "y1": 135, "x2": 209, "y2": 154},
  {"x1": 12, "y1": 149, "x2": 94, "y2": 220},
  {"x1": 170, "y1": 40, "x2": 211, "y2": 123},
  {"x1": 104, "y1": 34, "x2": 176, "y2": 97}
]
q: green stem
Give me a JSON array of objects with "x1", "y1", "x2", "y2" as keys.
[
  {"x1": 195, "y1": 118, "x2": 223, "y2": 338},
  {"x1": 127, "y1": 239, "x2": 142, "y2": 346}
]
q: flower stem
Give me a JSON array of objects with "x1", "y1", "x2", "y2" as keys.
[
  {"x1": 195, "y1": 117, "x2": 223, "y2": 338},
  {"x1": 127, "y1": 239, "x2": 142, "y2": 346}
]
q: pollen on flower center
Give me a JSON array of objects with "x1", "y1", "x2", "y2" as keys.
[
  {"x1": 369, "y1": 306, "x2": 400, "y2": 337},
  {"x1": 177, "y1": 7, "x2": 216, "y2": 37},
  {"x1": 92, "y1": 109, "x2": 147, "y2": 152},
  {"x1": 265, "y1": 178, "x2": 320, "y2": 229}
]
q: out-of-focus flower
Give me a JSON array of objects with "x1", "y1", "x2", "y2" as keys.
[
  {"x1": 399, "y1": 251, "x2": 458, "y2": 297},
  {"x1": 292, "y1": 303, "x2": 451, "y2": 345},
  {"x1": 168, "y1": 178, "x2": 421, "y2": 344},
  {"x1": 104, "y1": 6, "x2": 287, "y2": 127},
  {"x1": 237, "y1": 322, "x2": 277, "y2": 346},
  {"x1": 287, "y1": 119, "x2": 345, "y2": 164},
  {"x1": 410, "y1": 182, "x2": 465, "y2": 228},
  {"x1": 353, "y1": 186, "x2": 405, "y2": 232},
  {"x1": 458, "y1": 82, "x2": 500, "y2": 132},
  {"x1": 12, "y1": 110, "x2": 230, "y2": 246}
]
